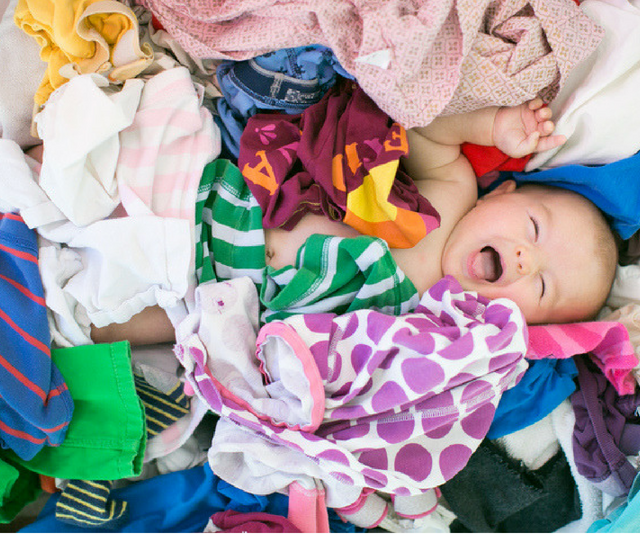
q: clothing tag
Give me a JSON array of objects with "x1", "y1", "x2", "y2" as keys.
[{"x1": 355, "y1": 49, "x2": 391, "y2": 69}]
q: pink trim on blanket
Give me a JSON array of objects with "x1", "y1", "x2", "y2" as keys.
[{"x1": 256, "y1": 321, "x2": 326, "y2": 433}]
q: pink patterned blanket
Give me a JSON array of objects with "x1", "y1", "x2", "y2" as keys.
[{"x1": 136, "y1": 0, "x2": 603, "y2": 128}]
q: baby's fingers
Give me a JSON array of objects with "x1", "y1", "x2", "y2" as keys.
[
  {"x1": 537, "y1": 119, "x2": 555, "y2": 136},
  {"x1": 535, "y1": 134, "x2": 566, "y2": 153},
  {"x1": 534, "y1": 107, "x2": 552, "y2": 123},
  {"x1": 527, "y1": 98, "x2": 545, "y2": 111}
]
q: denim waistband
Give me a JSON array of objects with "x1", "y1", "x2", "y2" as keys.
[{"x1": 223, "y1": 58, "x2": 326, "y2": 110}]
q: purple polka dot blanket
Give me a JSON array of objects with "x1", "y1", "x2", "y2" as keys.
[{"x1": 174, "y1": 275, "x2": 529, "y2": 508}]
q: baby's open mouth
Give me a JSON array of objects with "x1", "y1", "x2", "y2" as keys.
[{"x1": 470, "y1": 246, "x2": 503, "y2": 282}]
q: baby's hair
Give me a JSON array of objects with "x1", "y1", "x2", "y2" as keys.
[{"x1": 592, "y1": 205, "x2": 619, "y2": 304}]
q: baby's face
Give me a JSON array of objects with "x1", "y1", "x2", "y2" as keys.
[{"x1": 441, "y1": 181, "x2": 610, "y2": 324}]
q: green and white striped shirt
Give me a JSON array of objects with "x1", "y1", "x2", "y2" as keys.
[{"x1": 194, "y1": 159, "x2": 420, "y2": 323}]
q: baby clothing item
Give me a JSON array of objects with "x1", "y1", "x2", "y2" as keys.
[
  {"x1": 487, "y1": 358, "x2": 578, "y2": 439},
  {"x1": 571, "y1": 356, "x2": 640, "y2": 497},
  {"x1": 23, "y1": 464, "x2": 291, "y2": 533},
  {"x1": 15, "y1": 0, "x2": 153, "y2": 106},
  {"x1": 238, "y1": 80, "x2": 440, "y2": 248},
  {"x1": 0, "y1": 212, "x2": 73, "y2": 461},
  {"x1": 136, "y1": 0, "x2": 603, "y2": 129},
  {"x1": 54, "y1": 372, "x2": 191, "y2": 528},
  {"x1": 527, "y1": 321, "x2": 638, "y2": 396},
  {"x1": 440, "y1": 439, "x2": 581, "y2": 533},
  {"x1": 216, "y1": 45, "x2": 349, "y2": 158},
  {"x1": 526, "y1": 0, "x2": 640, "y2": 171},
  {"x1": 55, "y1": 480, "x2": 128, "y2": 529},
  {"x1": 205, "y1": 510, "x2": 302, "y2": 533},
  {"x1": 0, "y1": 456, "x2": 40, "y2": 524},
  {"x1": 10, "y1": 341, "x2": 146, "y2": 482},
  {"x1": 175, "y1": 275, "x2": 529, "y2": 508},
  {"x1": 194, "y1": 158, "x2": 420, "y2": 323}
]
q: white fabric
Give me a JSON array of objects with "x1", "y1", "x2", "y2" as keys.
[
  {"x1": 176, "y1": 278, "x2": 321, "y2": 430},
  {"x1": 2, "y1": 67, "x2": 221, "y2": 334},
  {"x1": 0, "y1": 0, "x2": 44, "y2": 148},
  {"x1": 209, "y1": 417, "x2": 362, "y2": 508},
  {"x1": 606, "y1": 264, "x2": 640, "y2": 310},
  {"x1": 35, "y1": 74, "x2": 144, "y2": 227},
  {"x1": 38, "y1": 241, "x2": 93, "y2": 348},
  {"x1": 62, "y1": 215, "x2": 191, "y2": 327},
  {"x1": 526, "y1": 0, "x2": 640, "y2": 170},
  {"x1": 494, "y1": 411, "x2": 560, "y2": 471}
]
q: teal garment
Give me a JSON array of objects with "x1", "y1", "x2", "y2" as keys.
[
  {"x1": 8, "y1": 342, "x2": 146, "y2": 481},
  {"x1": 589, "y1": 471, "x2": 640, "y2": 532},
  {"x1": 0, "y1": 455, "x2": 40, "y2": 524}
]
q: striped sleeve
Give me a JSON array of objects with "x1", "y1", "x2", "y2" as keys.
[
  {"x1": 261, "y1": 234, "x2": 420, "y2": 322},
  {"x1": 194, "y1": 159, "x2": 266, "y2": 286},
  {"x1": 0, "y1": 213, "x2": 73, "y2": 460}
]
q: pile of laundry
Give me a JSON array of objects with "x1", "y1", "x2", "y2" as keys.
[{"x1": 2, "y1": 0, "x2": 640, "y2": 532}]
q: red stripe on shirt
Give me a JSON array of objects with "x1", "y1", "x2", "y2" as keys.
[
  {"x1": 0, "y1": 273, "x2": 46, "y2": 306},
  {"x1": 0, "y1": 307, "x2": 50, "y2": 356},
  {"x1": 0, "y1": 418, "x2": 47, "y2": 445},
  {"x1": 0, "y1": 352, "x2": 47, "y2": 401},
  {"x1": 0, "y1": 213, "x2": 25, "y2": 223},
  {"x1": 46, "y1": 383, "x2": 69, "y2": 402},
  {"x1": 38, "y1": 419, "x2": 69, "y2": 434},
  {"x1": 0, "y1": 242, "x2": 37, "y2": 264}
]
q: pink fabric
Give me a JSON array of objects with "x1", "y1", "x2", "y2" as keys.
[
  {"x1": 527, "y1": 322, "x2": 638, "y2": 395},
  {"x1": 256, "y1": 322, "x2": 325, "y2": 432},
  {"x1": 207, "y1": 510, "x2": 302, "y2": 533},
  {"x1": 116, "y1": 67, "x2": 218, "y2": 224},
  {"x1": 287, "y1": 482, "x2": 330, "y2": 533},
  {"x1": 135, "y1": 0, "x2": 603, "y2": 128}
]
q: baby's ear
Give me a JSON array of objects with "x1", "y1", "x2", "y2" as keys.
[{"x1": 481, "y1": 179, "x2": 517, "y2": 200}]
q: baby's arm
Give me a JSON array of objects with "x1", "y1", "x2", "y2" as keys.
[
  {"x1": 404, "y1": 99, "x2": 564, "y2": 179},
  {"x1": 403, "y1": 99, "x2": 565, "y2": 213}
]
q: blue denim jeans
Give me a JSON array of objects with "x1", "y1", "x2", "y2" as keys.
[{"x1": 214, "y1": 45, "x2": 352, "y2": 158}]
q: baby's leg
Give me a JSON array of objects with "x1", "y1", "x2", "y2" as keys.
[{"x1": 90, "y1": 305, "x2": 175, "y2": 345}]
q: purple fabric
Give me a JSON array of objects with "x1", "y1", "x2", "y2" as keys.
[
  {"x1": 238, "y1": 80, "x2": 440, "y2": 248},
  {"x1": 571, "y1": 355, "x2": 640, "y2": 497},
  {"x1": 207, "y1": 510, "x2": 301, "y2": 533},
  {"x1": 176, "y1": 276, "x2": 529, "y2": 498}
]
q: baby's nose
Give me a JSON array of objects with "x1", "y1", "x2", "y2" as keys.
[{"x1": 515, "y1": 246, "x2": 532, "y2": 275}]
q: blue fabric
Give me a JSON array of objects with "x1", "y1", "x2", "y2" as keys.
[
  {"x1": 588, "y1": 470, "x2": 640, "y2": 532},
  {"x1": 215, "y1": 45, "x2": 351, "y2": 158},
  {"x1": 22, "y1": 464, "x2": 288, "y2": 533},
  {"x1": 21, "y1": 463, "x2": 359, "y2": 533},
  {"x1": 487, "y1": 358, "x2": 578, "y2": 439},
  {"x1": 511, "y1": 150, "x2": 640, "y2": 239},
  {"x1": 0, "y1": 212, "x2": 73, "y2": 460}
]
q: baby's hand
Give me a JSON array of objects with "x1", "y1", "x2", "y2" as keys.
[{"x1": 492, "y1": 98, "x2": 566, "y2": 158}]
